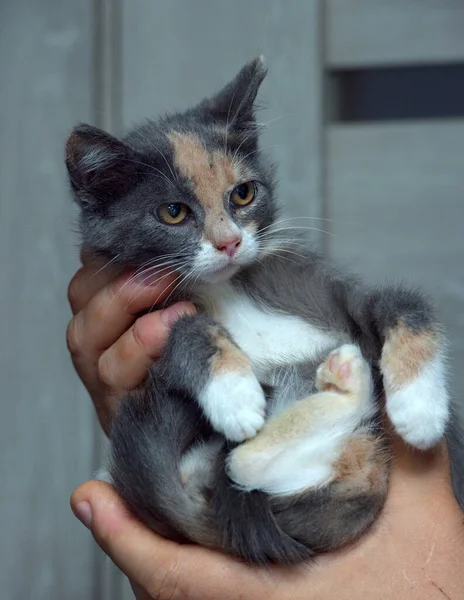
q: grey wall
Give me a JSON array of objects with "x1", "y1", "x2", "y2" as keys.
[{"x1": 1, "y1": 1, "x2": 463, "y2": 598}]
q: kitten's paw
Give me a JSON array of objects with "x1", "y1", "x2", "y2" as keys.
[
  {"x1": 199, "y1": 372, "x2": 266, "y2": 442},
  {"x1": 227, "y1": 442, "x2": 333, "y2": 494},
  {"x1": 316, "y1": 344, "x2": 371, "y2": 398},
  {"x1": 386, "y1": 362, "x2": 449, "y2": 449}
]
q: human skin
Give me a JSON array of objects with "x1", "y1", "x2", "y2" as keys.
[{"x1": 67, "y1": 257, "x2": 464, "y2": 600}]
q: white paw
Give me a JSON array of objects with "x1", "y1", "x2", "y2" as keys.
[
  {"x1": 316, "y1": 344, "x2": 372, "y2": 398},
  {"x1": 199, "y1": 372, "x2": 266, "y2": 442},
  {"x1": 227, "y1": 443, "x2": 334, "y2": 495},
  {"x1": 386, "y1": 357, "x2": 449, "y2": 450}
]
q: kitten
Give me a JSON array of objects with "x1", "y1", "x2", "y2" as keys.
[{"x1": 66, "y1": 57, "x2": 455, "y2": 564}]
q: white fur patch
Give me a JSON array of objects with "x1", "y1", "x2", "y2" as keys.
[
  {"x1": 198, "y1": 283, "x2": 338, "y2": 377},
  {"x1": 386, "y1": 353, "x2": 449, "y2": 449},
  {"x1": 198, "y1": 372, "x2": 266, "y2": 442},
  {"x1": 193, "y1": 228, "x2": 259, "y2": 283},
  {"x1": 179, "y1": 439, "x2": 223, "y2": 488}
]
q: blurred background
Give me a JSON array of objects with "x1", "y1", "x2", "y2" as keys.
[{"x1": 1, "y1": 1, "x2": 464, "y2": 598}]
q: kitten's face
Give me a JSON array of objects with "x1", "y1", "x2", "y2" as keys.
[{"x1": 66, "y1": 57, "x2": 276, "y2": 285}]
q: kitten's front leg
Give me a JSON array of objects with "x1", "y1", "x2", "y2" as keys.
[{"x1": 161, "y1": 314, "x2": 265, "y2": 442}]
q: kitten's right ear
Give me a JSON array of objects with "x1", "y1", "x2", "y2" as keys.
[
  {"x1": 199, "y1": 56, "x2": 267, "y2": 129},
  {"x1": 65, "y1": 124, "x2": 136, "y2": 207}
]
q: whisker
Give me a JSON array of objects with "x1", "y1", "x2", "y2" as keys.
[
  {"x1": 254, "y1": 113, "x2": 291, "y2": 129},
  {"x1": 257, "y1": 225, "x2": 335, "y2": 238},
  {"x1": 87, "y1": 253, "x2": 121, "y2": 280},
  {"x1": 260, "y1": 251, "x2": 298, "y2": 266},
  {"x1": 224, "y1": 84, "x2": 238, "y2": 157},
  {"x1": 135, "y1": 131, "x2": 178, "y2": 184},
  {"x1": 124, "y1": 267, "x2": 181, "y2": 308},
  {"x1": 131, "y1": 253, "x2": 185, "y2": 277},
  {"x1": 231, "y1": 128, "x2": 262, "y2": 164},
  {"x1": 258, "y1": 216, "x2": 364, "y2": 235},
  {"x1": 122, "y1": 261, "x2": 179, "y2": 289},
  {"x1": 268, "y1": 247, "x2": 308, "y2": 260},
  {"x1": 234, "y1": 144, "x2": 280, "y2": 166},
  {"x1": 150, "y1": 270, "x2": 192, "y2": 311},
  {"x1": 125, "y1": 158, "x2": 175, "y2": 188},
  {"x1": 111, "y1": 262, "x2": 181, "y2": 306}
]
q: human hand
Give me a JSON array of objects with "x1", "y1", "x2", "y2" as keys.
[
  {"x1": 71, "y1": 438, "x2": 464, "y2": 600},
  {"x1": 66, "y1": 254, "x2": 196, "y2": 434}
]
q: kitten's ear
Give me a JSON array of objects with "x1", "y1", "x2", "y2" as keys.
[
  {"x1": 200, "y1": 56, "x2": 267, "y2": 128},
  {"x1": 65, "y1": 124, "x2": 137, "y2": 207}
]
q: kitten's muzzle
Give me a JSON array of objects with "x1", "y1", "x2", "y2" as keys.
[{"x1": 214, "y1": 234, "x2": 242, "y2": 258}]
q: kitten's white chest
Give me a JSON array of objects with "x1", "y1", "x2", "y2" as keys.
[{"x1": 198, "y1": 283, "x2": 336, "y2": 372}]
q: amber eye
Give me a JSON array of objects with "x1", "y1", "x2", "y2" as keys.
[
  {"x1": 231, "y1": 182, "x2": 255, "y2": 207},
  {"x1": 157, "y1": 203, "x2": 189, "y2": 225}
]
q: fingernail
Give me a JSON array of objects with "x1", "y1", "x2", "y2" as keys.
[
  {"x1": 74, "y1": 501, "x2": 93, "y2": 529},
  {"x1": 161, "y1": 302, "x2": 195, "y2": 326}
]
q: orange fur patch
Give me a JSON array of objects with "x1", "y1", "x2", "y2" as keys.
[
  {"x1": 234, "y1": 391, "x2": 353, "y2": 455},
  {"x1": 238, "y1": 398, "x2": 314, "y2": 454},
  {"x1": 210, "y1": 327, "x2": 251, "y2": 376},
  {"x1": 381, "y1": 323, "x2": 438, "y2": 391},
  {"x1": 169, "y1": 132, "x2": 238, "y2": 247},
  {"x1": 334, "y1": 434, "x2": 389, "y2": 495}
]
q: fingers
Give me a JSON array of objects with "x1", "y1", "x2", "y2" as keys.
[
  {"x1": 67, "y1": 267, "x2": 186, "y2": 385},
  {"x1": 68, "y1": 260, "x2": 120, "y2": 315},
  {"x1": 67, "y1": 270, "x2": 178, "y2": 359},
  {"x1": 66, "y1": 259, "x2": 196, "y2": 432},
  {"x1": 71, "y1": 482, "x2": 273, "y2": 600},
  {"x1": 98, "y1": 302, "x2": 196, "y2": 392}
]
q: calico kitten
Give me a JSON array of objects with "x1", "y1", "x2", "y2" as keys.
[{"x1": 66, "y1": 57, "x2": 454, "y2": 564}]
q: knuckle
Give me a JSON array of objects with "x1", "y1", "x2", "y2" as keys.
[
  {"x1": 132, "y1": 314, "x2": 167, "y2": 361},
  {"x1": 131, "y1": 318, "x2": 151, "y2": 352},
  {"x1": 67, "y1": 269, "x2": 84, "y2": 311},
  {"x1": 66, "y1": 317, "x2": 82, "y2": 357},
  {"x1": 97, "y1": 353, "x2": 115, "y2": 389}
]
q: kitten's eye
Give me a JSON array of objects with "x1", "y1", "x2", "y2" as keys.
[
  {"x1": 156, "y1": 203, "x2": 189, "y2": 225},
  {"x1": 231, "y1": 182, "x2": 255, "y2": 207}
]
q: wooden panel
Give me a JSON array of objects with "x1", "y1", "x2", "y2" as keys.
[
  {"x1": 122, "y1": 0, "x2": 325, "y2": 244},
  {"x1": 0, "y1": 2, "x2": 98, "y2": 599},
  {"x1": 326, "y1": 0, "x2": 464, "y2": 68},
  {"x1": 327, "y1": 120, "x2": 464, "y2": 402}
]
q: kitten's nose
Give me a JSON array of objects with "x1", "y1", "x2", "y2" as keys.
[{"x1": 215, "y1": 234, "x2": 242, "y2": 257}]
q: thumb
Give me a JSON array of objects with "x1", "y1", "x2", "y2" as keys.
[
  {"x1": 71, "y1": 481, "x2": 185, "y2": 599},
  {"x1": 70, "y1": 481, "x2": 272, "y2": 600}
]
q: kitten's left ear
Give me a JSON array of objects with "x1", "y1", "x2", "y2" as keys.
[{"x1": 199, "y1": 56, "x2": 267, "y2": 128}]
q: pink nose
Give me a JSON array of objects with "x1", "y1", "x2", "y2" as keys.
[{"x1": 215, "y1": 235, "x2": 242, "y2": 257}]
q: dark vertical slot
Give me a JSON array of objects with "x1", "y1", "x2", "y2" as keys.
[{"x1": 330, "y1": 63, "x2": 464, "y2": 123}]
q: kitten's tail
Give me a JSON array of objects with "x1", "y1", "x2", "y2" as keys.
[{"x1": 108, "y1": 379, "x2": 218, "y2": 548}]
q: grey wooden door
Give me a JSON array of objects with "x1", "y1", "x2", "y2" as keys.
[{"x1": 1, "y1": 1, "x2": 463, "y2": 598}]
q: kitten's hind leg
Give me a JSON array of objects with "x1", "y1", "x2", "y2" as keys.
[
  {"x1": 350, "y1": 286, "x2": 449, "y2": 450},
  {"x1": 380, "y1": 322, "x2": 448, "y2": 450},
  {"x1": 227, "y1": 344, "x2": 376, "y2": 495}
]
